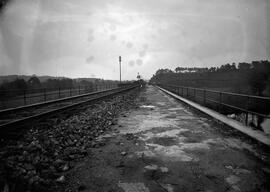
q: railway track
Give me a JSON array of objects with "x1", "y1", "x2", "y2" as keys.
[{"x1": 0, "y1": 84, "x2": 139, "y2": 138}]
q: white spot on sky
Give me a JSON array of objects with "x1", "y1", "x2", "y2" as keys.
[
  {"x1": 136, "y1": 59, "x2": 143, "y2": 66},
  {"x1": 143, "y1": 44, "x2": 149, "y2": 49},
  {"x1": 126, "y1": 42, "x2": 133, "y2": 48},
  {"x1": 88, "y1": 36, "x2": 94, "y2": 42},
  {"x1": 151, "y1": 34, "x2": 156, "y2": 39},
  {"x1": 86, "y1": 56, "x2": 94, "y2": 63},
  {"x1": 88, "y1": 28, "x2": 94, "y2": 34},
  {"x1": 139, "y1": 51, "x2": 146, "y2": 57},
  {"x1": 128, "y1": 60, "x2": 135, "y2": 67},
  {"x1": 109, "y1": 24, "x2": 116, "y2": 31},
  {"x1": 110, "y1": 34, "x2": 117, "y2": 41}
]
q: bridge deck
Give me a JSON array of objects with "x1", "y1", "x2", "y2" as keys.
[
  {"x1": 157, "y1": 86, "x2": 270, "y2": 147},
  {"x1": 69, "y1": 85, "x2": 270, "y2": 192}
]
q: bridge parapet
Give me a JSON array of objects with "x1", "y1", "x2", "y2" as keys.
[{"x1": 157, "y1": 84, "x2": 270, "y2": 132}]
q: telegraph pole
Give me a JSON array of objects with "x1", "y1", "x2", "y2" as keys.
[{"x1": 119, "y1": 56, "x2": 122, "y2": 83}]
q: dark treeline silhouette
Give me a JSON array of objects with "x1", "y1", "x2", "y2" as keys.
[
  {"x1": 150, "y1": 60, "x2": 270, "y2": 96},
  {"x1": 0, "y1": 76, "x2": 75, "y2": 93},
  {"x1": 0, "y1": 0, "x2": 8, "y2": 10},
  {"x1": 0, "y1": 76, "x2": 118, "y2": 98}
]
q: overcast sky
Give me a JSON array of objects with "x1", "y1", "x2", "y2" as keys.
[{"x1": 0, "y1": 0, "x2": 269, "y2": 80}]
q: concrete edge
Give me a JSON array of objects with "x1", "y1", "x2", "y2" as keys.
[{"x1": 156, "y1": 86, "x2": 270, "y2": 147}]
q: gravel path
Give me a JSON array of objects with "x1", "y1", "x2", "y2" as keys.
[{"x1": 65, "y1": 85, "x2": 270, "y2": 192}]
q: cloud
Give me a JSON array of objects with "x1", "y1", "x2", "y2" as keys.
[{"x1": 0, "y1": 0, "x2": 269, "y2": 80}]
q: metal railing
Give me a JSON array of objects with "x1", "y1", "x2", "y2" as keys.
[
  {"x1": 0, "y1": 83, "x2": 118, "y2": 110},
  {"x1": 158, "y1": 84, "x2": 270, "y2": 128}
]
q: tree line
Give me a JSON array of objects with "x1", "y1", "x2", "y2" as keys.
[
  {"x1": 0, "y1": 76, "x2": 108, "y2": 98},
  {"x1": 150, "y1": 60, "x2": 270, "y2": 96},
  {"x1": 0, "y1": 77, "x2": 76, "y2": 92}
]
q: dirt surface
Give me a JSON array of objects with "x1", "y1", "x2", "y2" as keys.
[
  {"x1": 66, "y1": 85, "x2": 270, "y2": 192},
  {"x1": 0, "y1": 88, "x2": 140, "y2": 192}
]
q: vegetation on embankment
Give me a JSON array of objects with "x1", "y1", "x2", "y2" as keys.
[
  {"x1": 150, "y1": 61, "x2": 270, "y2": 129},
  {"x1": 150, "y1": 60, "x2": 270, "y2": 97}
]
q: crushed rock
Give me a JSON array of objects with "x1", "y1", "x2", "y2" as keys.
[
  {"x1": 0, "y1": 89, "x2": 140, "y2": 191},
  {"x1": 118, "y1": 182, "x2": 150, "y2": 192}
]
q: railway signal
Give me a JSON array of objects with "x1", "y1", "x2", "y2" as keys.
[
  {"x1": 119, "y1": 56, "x2": 122, "y2": 83},
  {"x1": 137, "y1": 72, "x2": 141, "y2": 80}
]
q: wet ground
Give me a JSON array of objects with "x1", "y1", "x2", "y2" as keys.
[{"x1": 67, "y1": 85, "x2": 270, "y2": 192}]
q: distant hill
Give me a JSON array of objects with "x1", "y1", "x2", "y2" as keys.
[
  {"x1": 0, "y1": 75, "x2": 105, "y2": 85},
  {"x1": 0, "y1": 75, "x2": 65, "y2": 84},
  {"x1": 75, "y1": 78, "x2": 100, "y2": 83}
]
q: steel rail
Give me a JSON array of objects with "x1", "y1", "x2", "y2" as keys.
[{"x1": 0, "y1": 85, "x2": 139, "y2": 132}]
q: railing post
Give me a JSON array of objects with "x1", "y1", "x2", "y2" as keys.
[
  {"x1": 23, "y1": 90, "x2": 26, "y2": 105},
  {"x1": 79, "y1": 85, "x2": 81, "y2": 94},
  {"x1": 219, "y1": 92, "x2": 222, "y2": 112},
  {"x1": 194, "y1": 88, "x2": 196, "y2": 101},
  {"x1": 181, "y1": 87, "x2": 183, "y2": 96},
  {"x1": 203, "y1": 89, "x2": 206, "y2": 105},
  {"x1": 245, "y1": 96, "x2": 250, "y2": 126},
  {"x1": 58, "y1": 87, "x2": 61, "y2": 98},
  {"x1": 44, "y1": 88, "x2": 46, "y2": 101},
  {"x1": 70, "y1": 88, "x2": 72, "y2": 96},
  {"x1": 187, "y1": 87, "x2": 189, "y2": 97}
]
